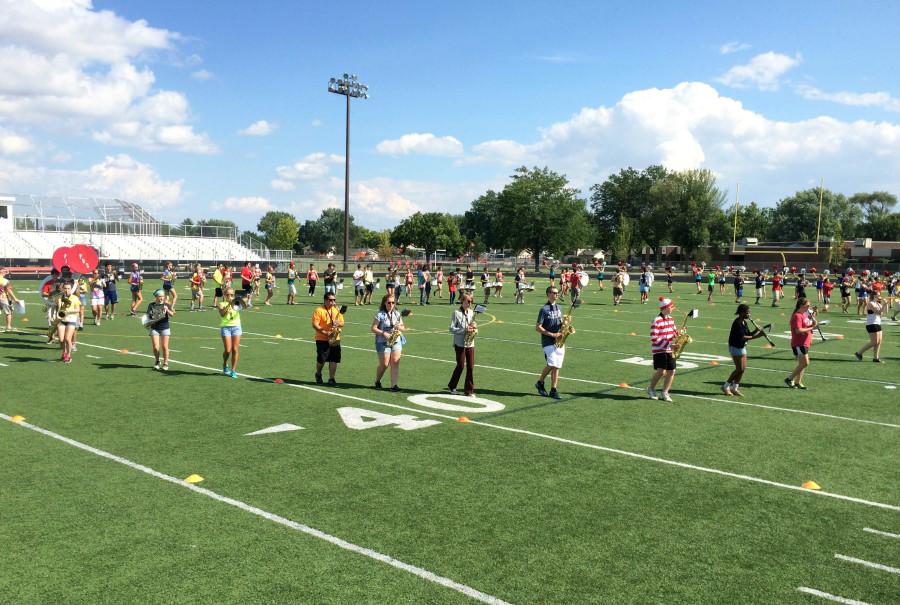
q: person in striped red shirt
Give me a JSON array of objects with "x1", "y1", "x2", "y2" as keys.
[{"x1": 647, "y1": 296, "x2": 678, "y2": 402}]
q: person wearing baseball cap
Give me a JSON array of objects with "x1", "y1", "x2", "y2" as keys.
[{"x1": 648, "y1": 297, "x2": 678, "y2": 402}]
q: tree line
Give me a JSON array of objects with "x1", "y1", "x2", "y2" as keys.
[{"x1": 181, "y1": 165, "x2": 899, "y2": 265}]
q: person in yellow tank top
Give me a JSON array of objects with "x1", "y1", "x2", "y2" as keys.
[
  {"x1": 56, "y1": 281, "x2": 81, "y2": 363},
  {"x1": 217, "y1": 287, "x2": 242, "y2": 378}
]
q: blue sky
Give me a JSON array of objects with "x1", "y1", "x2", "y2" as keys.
[{"x1": 1, "y1": 0, "x2": 898, "y2": 231}]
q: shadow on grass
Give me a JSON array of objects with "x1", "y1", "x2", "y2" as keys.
[
  {"x1": 0, "y1": 341, "x2": 52, "y2": 350},
  {"x1": 702, "y1": 381, "x2": 784, "y2": 390},
  {"x1": 5, "y1": 355, "x2": 50, "y2": 363},
  {"x1": 94, "y1": 362, "x2": 145, "y2": 370}
]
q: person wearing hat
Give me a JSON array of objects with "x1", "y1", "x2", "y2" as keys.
[
  {"x1": 535, "y1": 286, "x2": 570, "y2": 400},
  {"x1": 648, "y1": 297, "x2": 678, "y2": 402},
  {"x1": 146, "y1": 288, "x2": 175, "y2": 371},
  {"x1": 723, "y1": 304, "x2": 765, "y2": 396}
]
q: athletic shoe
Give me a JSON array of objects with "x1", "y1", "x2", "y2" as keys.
[
  {"x1": 229, "y1": 369, "x2": 238, "y2": 378},
  {"x1": 315, "y1": 373, "x2": 324, "y2": 385},
  {"x1": 71, "y1": 345, "x2": 77, "y2": 352},
  {"x1": 223, "y1": 365, "x2": 229, "y2": 375},
  {"x1": 374, "y1": 381, "x2": 382, "y2": 389},
  {"x1": 447, "y1": 387, "x2": 459, "y2": 395},
  {"x1": 731, "y1": 389, "x2": 744, "y2": 397},
  {"x1": 390, "y1": 385, "x2": 400, "y2": 392},
  {"x1": 855, "y1": 351, "x2": 863, "y2": 361},
  {"x1": 873, "y1": 358, "x2": 883, "y2": 363},
  {"x1": 795, "y1": 383, "x2": 807, "y2": 390},
  {"x1": 63, "y1": 355, "x2": 72, "y2": 364},
  {"x1": 465, "y1": 392, "x2": 475, "y2": 397},
  {"x1": 647, "y1": 387, "x2": 658, "y2": 400},
  {"x1": 153, "y1": 362, "x2": 161, "y2": 370},
  {"x1": 660, "y1": 392, "x2": 673, "y2": 402},
  {"x1": 549, "y1": 389, "x2": 562, "y2": 400},
  {"x1": 784, "y1": 378, "x2": 794, "y2": 388},
  {"x1": 162, "y1": 364, "x2": 168, "y2": 371},
  {"x1": 327, "y1": 378, "x2": 337, "y2": 386},
  {"x1": 535, "y1": 381, "x2": 548, "y2": 397},
  {"x1": 721, "y1": 384, "x2": 733, "y2": 396}
]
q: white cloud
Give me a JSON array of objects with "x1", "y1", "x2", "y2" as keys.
[
  {"x1": 0, "y1": 1, "x2": 215, "y2": 153},
  {"x1": 716, "y1": 51, "x2": 801, "y2": 91},
  {"x1": 270, "y1": 179, "x2": 295, "y2": 191},
  {"x1": 796, "y1": 84, "x2": 900, "y2": 113},
  {"x1": 275, "y1": 152, "x2": 343, "y2": 181},
  {"x1": 464, "y1": 81, "x2": 900, "y2": 203},
  {"x1": 238, "y1": 120, "x2": 276, "y2": 136},
  {"x1": 310, "y1": 119, "x2": 322, "y2": 128},
  {"x1": 376, "y1": 133, "x2": 464, "y2": 157},
  {"x1": 0, "y1": 153, "x2": 183, "y2": 208},
  {"x1": 190, "y1": 69, "x2": 214, "y2": 81},
  {"x1": 0, "y1": 129, "x2": 34, "y2": 155},
  {"x1": 720, "y1": 41, "x2": 751, "y2": 55},
  {"x1": 219, "y1": 196, "x2": 273, "y2": 213}
]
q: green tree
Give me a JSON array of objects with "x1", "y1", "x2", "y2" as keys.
[
  {"x1": 610, "y1": 215, "x2": 634, "y2": 263},
  {"x1": 297, "y1": 208, "x2": 362, "y2": 254},
  {"x1": 376, "y1": 229, "x2": 394, "y2": 260},
  {"x1": 655, "y1": 169, "x2": 727, "y2": 259},
  {"x1": 734, "y1": 201, "x2": 774, "y2": 241},
  {"x1": 257, "y1": 211, "x2": 297, "y2": 248},
  {"x1": 850, "y1": 191, "x2": 900, "y2": 240},
  {"x1": 266, "y1": 216, "x2": 300, "y2": 250},
  {"x1": 849, "y1": 191, "x2": 897, "y2": 219},
  {"x1": 460, "y1": 190, "x2": 506, "y2": 255},
  {"x1": 496, "y1": 166, "x2": 592, "y2": 270},
  {"x1": 827, "y1": 227, "x2": 846, "y2": 269},
  {"x1": 390, "y1": 212, "x2": 466, "y2": 260},
  {"x1": 768, "y1": 189, "x2": 863, "y2": 241}
]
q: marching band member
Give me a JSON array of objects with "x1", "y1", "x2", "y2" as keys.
[
  {"x1": 514, "y1": 266, "x2": 526, "y2": 304},
  {"x1": 855, "y1": 290, "x2": 885, "y2": 362},
  {"x1": 448, "y1": 267, "x2": 459, "y2": 305},
  {"x1": 240, "y1": 261, "x2": 254, "y2": 302},
  {"x1": 638, "y1": 265, "x2": 650, "y2": 304},
  {"x1": 264, "y1": 265, "x2": 275, "y2": 305},
  {"x1": 612, "y1": 268, "x2": 625, "y2": 306},
  {"x1": 103, "y1": 262, "x2": 119, "y2": 320},
  {"x1": 464, "y1": 264, "x2": 475, "y2": 290},
  {"x1": 190, "y1": 263, "x2": 205, "y2": 311},
  {"x1": 89, "y1": 269, "x2": 105, "y2": 325},
  {"x1": 665, "y1": 266, "x2": 674, "y2": 293},
  {"x1": 480, "y1": 266, "x2": 491, "y2": 305},
  {"x1": 534, "y1": 286, "x2": 568, "y2": 401},
  {"x1": 692, "y1": 264, "x2": 702, "y2": 294},
  {"x1": 422, "y1": 264, "x2": 432, "y2": 306},
  {"x1": 596, "y1": 262, "x2": 606, "y2": 291},
  {"x1": 0, "y1": 268, "x2": 21, "y2": 333},
  {"x1": 771, "y1": 271, "x2": 783, "y2": 307},
  {"x1": 146, "y1": 288, "x2": 175, "y2": 371},
  {"x1": 217, "y1": 287, "x2": 242, "y2": 378},
  {"x1": 795, "y1": 272, "x2": 808, "y2": 301},
  {"x1": 371, "y1": 294, "x2": 404, "y2": 391},
  {"x1": 352, "y1": 263, "x2": 364, "y2": 306},
  {"x1": 56, "y1": 281, "x2": 80, "y2": 363},
  {"x1": 76, "y1": 275, "x2": 87, "y2": 332},
  {"x1": 307, "y1": 263, "x2": 318, "y2": 297},
  {"x1": 753, "y1": 270, "x2": 764, "y2": 305},
  {"x1": 434, "y1": 264, "x2": 444, "y2": 299},
  {"x1": 570, "y1": 265, "x2": 584, "y2": 306},
  {"x1": 286, "y1": 261, "x2": 298, "y2": 305},
  {"x1": 717, "y1": 267, "x2": 727, "y2": 295},
  {"x1": 647, "y1": 297, "x2": 678, "y2": 402},
  {"x1": 814, "y1": 270, "x2": 824, "y2": 302},
  {"x1": 723, "y1": 304, "x2": 764, "y2": 397},
  {"x1": 493, "y1": 267, "x2": 503, "y2": 298},
  {"x1": 447, "y1": 293, "x2": 477, "y2": 396},
  {"x1": 822, "y1": 275, "x2": 834, "y2": 312},
  {"x1": 856, "y1": 271, "x2": 870, "y2": 316},
  {"x1": 365, "y1": 264, "x2": 377, "y2": 305},
  {"x1": 323, "y1": 262, "x2": 337, "y2": 298},
  {"x1": 706, "y1": 268, "x2": 716, "y2": 302},
  {"x1": 162, "y1": 261, "x2": 177, "y2": 308},
  {"x1": 733, "y1": 270, "x2": 744, "y2": 303},
  {"x1": 312, "y1": 292, "x2": 344, "y2": 385},
  {"x1": 252, "y1": 263, "x2": 262, "y2": 298},
  {"x1": 785, "y1": 297, "x2": 816, "y2": 389}
]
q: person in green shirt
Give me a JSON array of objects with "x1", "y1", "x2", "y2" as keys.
[
  {"x1": 707, "y1": 270, "x2": 716, "y2": 302},
  {"x1": 217, "y1": 287, "x2": 242, "y2": 378}
]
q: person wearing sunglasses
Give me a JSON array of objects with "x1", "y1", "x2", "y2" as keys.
[
  {"x1": 371, "y1": 294, "x2": 405, "y2": 391},
  {"x1": 312, "y1": 292, "x2": 344, "y2": 385}
]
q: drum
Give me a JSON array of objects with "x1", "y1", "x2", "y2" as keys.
[
  {"x1": 140, "y1": 313, "x2": 152, "y2": 327},
  {"x1": 579, "y1": 273, "x2": 589, "y2": 287},
  {"x1": 622, "y1": 273, "x2": 631, "y2": 287}
]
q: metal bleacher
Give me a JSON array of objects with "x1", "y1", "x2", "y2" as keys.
[{"x1": 0, "y1": 194, "x2": 282, "y2": 263}]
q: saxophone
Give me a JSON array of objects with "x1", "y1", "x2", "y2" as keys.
[
  {"x1": 387, "y1": 324, "x2": 402, "y2": 346},
  {"x1": 48, "y1": 293, "x2": 72, "y2": 339},
  {"x1": 554, "y1": 302, "x2": 576, "y2": 348},
  {"x1": 463, "y1": 313, "x2": 477, "y2": 347},
  {"x1": 671, "y1": 312, "x2": 694, "y2": 359}
]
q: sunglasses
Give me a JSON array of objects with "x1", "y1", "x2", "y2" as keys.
[
  {"x1": 386, "y1": 301, "x2": 396, "y2": 305},
  {"x1": 326, "y1": 298, "x2": 336, "y2": 302}
]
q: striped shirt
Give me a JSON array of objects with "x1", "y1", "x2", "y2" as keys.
[{"x1": 650, "y1": 314, "x2": 677, "y2": 354}]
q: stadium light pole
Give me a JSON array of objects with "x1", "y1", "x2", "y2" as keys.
[{"x1": 328, "y1": 73, "x2": 368, "y2": 271}]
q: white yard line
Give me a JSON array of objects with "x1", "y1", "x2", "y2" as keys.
[
  {"x1": 201, "y1": 346, "x2": 215, "y2": 350},
  {"x1": 86, "y1": 355, "x2": 101, "y2": 359},
  {"x1": 50, "y1": 340, "x2": 900, "y2": 513},
  {"x1": 835, "y1": 553, "x2": 900, "y2": 574},
  {"x1": 263, "y1": 341, "x2": 280, "y2": 345},
  {"x1": 0, "y1": 362, "x2": 8, "y2": 367},
  {"x1": 863, "y1": 527, "x2": 900, "y2": 540},
  {"x1": 0, "y1": 412, "x2": 511, "y2": 605},
  {"x1": 168, "y1": 320, "x2": 900, "y2": 429},
  {"x1": 796, "y1": 587, "x2": 872, "y2": 605}
]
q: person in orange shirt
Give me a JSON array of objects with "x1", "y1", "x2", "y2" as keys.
[{"x1": 312, "y1": 292, "x2": 344, "y2": 385}]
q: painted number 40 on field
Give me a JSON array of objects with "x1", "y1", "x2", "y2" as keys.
[{"x1": 336, "y1": 395, "x2": 504, "y2": 432}]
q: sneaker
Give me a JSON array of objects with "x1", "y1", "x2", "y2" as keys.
[
  {"x1": 229, "y1": 369, "x2": 238, "y2": 378},
  {"x1": 390, "y1": 385, "x2": 400, "y2": 392},
  {"x1": 855, "y1": 352, "x2": 863, "y2": 361},
  {"x1": 223, "y1": 365, "x2": 229, "y2": 375},
  {"x1": 784, "y1": 378, "x2": 794, "y2": 388},
  {"x1": 63, "y1": 355, "x2": 72, "y2": 364},
  {"x1": 549, "y1": 389, "x2": 562, "y2": 400},
  {"x1": 447, "y1": 387, "x2": 459, "y2": 395},
  {"x1": 647, "y1": 387, "x2": 658, "y2": 400},
  {"x1": 660, "y1": 392, "x2": 673, "y2": 402},
  {"x1": 721, "y1": 384, "x2": 733, "y2": 396},
  {"x1": 731, "y1": 388, "x2": 744, "y2": 397},
  {"x1": 374, "y1": 381, "x2": 382, "y2": 389},
  {"x1": 465, "y1": 392, "x2": 475, "y2": 397},
  {"x1": 153, "y1": 362, "x2": 161, "y2": 370},
  {"x1": 162, "y1": 364, "x2": 169, "y2": 371},
  {"x1": 873, "y1": 358, "x2": 883, "y2": 363},
  {"x1": 315, "y1": 373, "x2": 324, "y2": 385},
  {"x1": 795, "y1": 383, "x2": 807, "y2": 390},
  {"x1": 71, "y1": 345, "x2": 77, "y2": 352},
  {"x1": 535, "y1": 381, "x2": 548, "y2": 397},
  {"x1": 327, "y1": 378, "x2": 337, "y2": 386}
]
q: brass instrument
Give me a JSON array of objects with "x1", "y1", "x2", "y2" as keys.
[
  {"x1": 386, "y1": 309, "x2": 412, "y2": 346},
  {"x1": 47, "y1": 293, "x2": 72, "y2": 340},
  {"x1": 328, "y1": 305, "x2": 348, "y2": 346},
  {"x1": 463, "y1": 304, "x2": 487, "y2": 347},
  {"x1": 554, "y1": 302, "x2": 576, "y2": 349},
  {"x1": 671, "y1": 309, "x2": 699, "y2": 359}
]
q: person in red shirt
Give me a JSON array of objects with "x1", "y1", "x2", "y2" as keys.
[
  {"x1": 647, "y1": 297, "x2": 678, "y2": 402},
  {"x1": 771, "y1": 273, "x2": 783, "y2": 307},
  {"x1": 785, "y1": 297, "x2": 817, "y2": 389},
  {"x1": 822, "y1": 276, "x2": 834, "y2": 312},
  {"x1": 307, "y1": 263, "x2": 319, "y2": 296}
]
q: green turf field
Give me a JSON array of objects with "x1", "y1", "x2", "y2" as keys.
[{"x1": 2, "y1": 278, "x2": 898, "y2": 604}]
